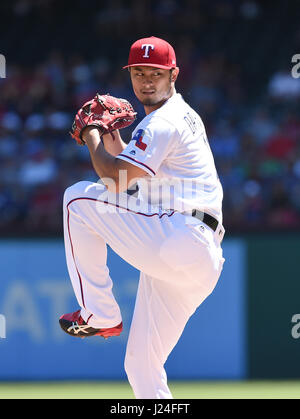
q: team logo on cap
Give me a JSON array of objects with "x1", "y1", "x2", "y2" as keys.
[{"x1": 141, "y1": 44, "x2": 154, "y2": 58}]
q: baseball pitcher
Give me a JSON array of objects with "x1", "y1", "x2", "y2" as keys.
[{"x1": 59, "y1": 36, "x2": 225, "y2": 399}]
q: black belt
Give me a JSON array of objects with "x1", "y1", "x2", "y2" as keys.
[{"x1": 191, "y1": 210, "x2": 219, "y2": 232}]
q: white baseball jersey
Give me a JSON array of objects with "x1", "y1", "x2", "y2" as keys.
[
  {"x1": 116, "y1": 92, "x2": 223, "y2": 222},
  {"x1": 63, "y1": 91, "x2": 225, "y2": 399}
]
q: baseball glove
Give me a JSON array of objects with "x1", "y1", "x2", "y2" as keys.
[{"x1": 70, "y1": 93, "x2": 137, "y2": 145}]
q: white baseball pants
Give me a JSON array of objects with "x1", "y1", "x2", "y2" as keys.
[{"x1": 63, "y1": 181, "x2": 225, "y2": 399}]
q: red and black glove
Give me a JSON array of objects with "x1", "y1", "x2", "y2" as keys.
[{"x1": 70, "y1": 93, "x2": 137, "y2": 145}]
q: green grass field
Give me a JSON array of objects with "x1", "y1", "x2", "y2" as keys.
[{"x1": 0, "y1": 380, "x2": 300, "y2": 399}]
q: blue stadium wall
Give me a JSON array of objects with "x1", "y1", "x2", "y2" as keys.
[{"x1": 0, "y1": 237, "x2": 246, "y2": 380}]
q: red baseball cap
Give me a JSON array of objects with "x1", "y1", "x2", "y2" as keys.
[{"x1": 123, "y1": 36, "x2": 177, "y2": 70}]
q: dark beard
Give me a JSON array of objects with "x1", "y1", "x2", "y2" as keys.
[
  {"x1": 141, "y1": 85, "x2": 172, "y2": 107},
  {"x1": 141, "y1": 97, "x2": 161, "y2": 106}
]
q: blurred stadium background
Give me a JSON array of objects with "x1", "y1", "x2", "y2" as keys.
[{"x1": 0, "y1": 0, "x2": 300, "y2": 399}]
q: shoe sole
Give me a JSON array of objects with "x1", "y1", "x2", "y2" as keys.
[{"x1": 59, "y1": 319, "x2": 122, "y2": 339}]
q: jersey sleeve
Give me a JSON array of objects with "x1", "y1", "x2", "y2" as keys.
[{"x1": 116, "y1": 117, "x2": 179, "y2": 177}]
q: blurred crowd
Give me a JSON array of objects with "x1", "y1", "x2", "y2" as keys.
[{"x1": 0, "y1": 0, "x2": 300, "y2": 234}]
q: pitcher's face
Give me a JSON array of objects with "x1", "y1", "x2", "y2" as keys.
[{"x1": 130, "y1": 66, "x2": 179, "y2": 113}]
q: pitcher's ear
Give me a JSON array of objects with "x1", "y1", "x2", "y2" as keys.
[{"x1": 171, "y1": 67, "x2": 179, "y2": 83}]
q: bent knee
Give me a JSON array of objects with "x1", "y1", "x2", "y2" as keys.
[
  {"x1": 63, "y1": 181, "x2": 106, "y2": 207},
  {"x1": 124, "y1": 349, "x2": 148, "y2": 380},
  {"x1": 63, "y1": 181, "x2": 89, "y2": 206},
  {"x1": 124, "y1": 351, "x2": 135, "y2": 378}
]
